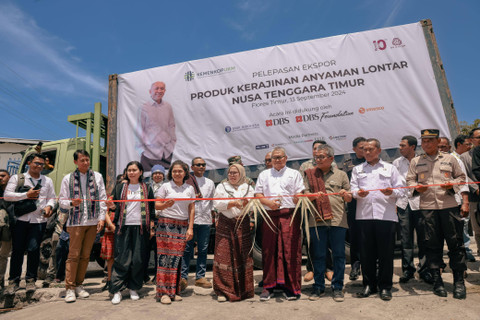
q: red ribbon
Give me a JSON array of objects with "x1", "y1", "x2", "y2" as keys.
[{"x1": 2, "y1": 181, "x2": 478, "y2": 203}]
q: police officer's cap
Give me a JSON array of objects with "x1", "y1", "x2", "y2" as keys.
[{"x1": 420, "y1": 129, "x2": 440, "y2": 139}]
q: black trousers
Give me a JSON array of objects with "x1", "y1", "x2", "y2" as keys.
[
  {"x1": 397, "y1": 205, "x2": 428, "y2": 274},
  {"x1": 9, "y1": 221, "x2": 46, "y2": 282},
  {"x1": 109, "y1": 226, "x2": 149, "y2": 294},
  {"x1": 358, "y1": 220, "x2": 396, "y2": 290},
  {"x1": 140, "y1": 153, "x2": 172, "y2": 171},
  {"x1": 421, "y1": 208, "x2": 466, "y2": 272},
  {"x1": 347, "y1": 200, "x2": 360, "y2": 267},
  {"x1": 144, "y1": 235, "x2": 158, "y2": 280}
]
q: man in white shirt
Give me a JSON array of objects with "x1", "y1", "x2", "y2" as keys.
[
  {"x1": 351, "y1": 139, "x2": 404, "y2": 301},
  {"x1": 137, "y1": 81, "x2": 176, "y2": 170},
  {"x1": 58, "y1": 150, "x2": 107, "y2": 303},
  {"x1": 181, "y1": 157, "x2": 215, "y2": 290},
  {"x1": 4, "y1": 153, "x2": 56, "y2": 295},
  {"x1": 255, "y1": 147, "x2": 305, "y2": 301}
]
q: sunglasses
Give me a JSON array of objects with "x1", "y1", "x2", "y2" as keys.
[
  {"x1": 265, "y1": 158, "x2": 272, "y2": 163},
  {"x1": 193, "y1": 163, "x2": 206, "y2": 167}
]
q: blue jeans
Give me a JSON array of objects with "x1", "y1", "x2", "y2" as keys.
[
  {"x1": 463, "y1": 217, "x2": 474, "y2": 258},
  {"x1": 55, "y1": 236, "x2": 70, "y2": 281},
  {"x1": 310, "y1": 226, "x2": 346, "y2": 291},
  {"x1": 181, "y1": 224, "x2": 211, "y2": 280},
  {"x1": 9, "y1": 221, "x2": 46, "y2": 282}
]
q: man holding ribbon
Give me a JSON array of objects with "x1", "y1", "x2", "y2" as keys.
[
  {"x1": 351, "y1": 138, "x2": 404, "y2": 301},
  {"x1": 59, "y1": 150, "x2": 107, "y2": 303},
  {"x1": 255, "y1": 147, "x2": 304, "y2": 301},
  {"x1": 407, "y1": 129, "x2": 468, "y2": 299},
  {"x1": 304, "y1": 144, "x2": 351, "y2": 302}
]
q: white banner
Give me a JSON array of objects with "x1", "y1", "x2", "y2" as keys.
[{"x1": 116, "y1": 22, "x2": 449, "y2": 172}]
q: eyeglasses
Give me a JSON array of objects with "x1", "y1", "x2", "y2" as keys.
[
  {"x1": 193, "y1": 163, "x2": 206, "y2": 167},
  {"x1": 314, "y1": 156, "x2": 329, "y2": 161},
  {"x1": 272, "y1": 156, "x2": 285, "y2": 160},
  {"x1": 264, "y1": 158, "x2": 272, "y2": 163},
  {"x1": 33, "y1": 162, "x2": 45, "y2": 167},
  {"x1": 228, "y1": 171, "x2": 239, "y2": 175}
]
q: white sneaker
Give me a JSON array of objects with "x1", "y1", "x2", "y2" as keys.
[
  {"x1": 65, "y1": 289, "x2": 76, "y2": 303},
  {"x1": 111, "y1": 292, "x2": 122, "y2": 305},
  {"x1": 75, "y1": 286, "x2": 90, "y2": 298},
  {"x1": 130, "y1": 289, "x2": 140, "y2": 301}
]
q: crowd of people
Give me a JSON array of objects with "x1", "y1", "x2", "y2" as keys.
[{"x1": 0, "y1": 126, "x2": 479, "y2": 305}]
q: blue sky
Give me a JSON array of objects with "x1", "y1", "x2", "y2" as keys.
[{"x1": 0, "y1": 0, "x2": 478, "y2": 140}]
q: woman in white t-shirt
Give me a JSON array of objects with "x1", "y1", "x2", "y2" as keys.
[
  {"x1": 155, "y1": 160, "x2": 195, "y2": 304},
  {"x1": 107, "y1": 161, "x2": 155, "y2": 305}
]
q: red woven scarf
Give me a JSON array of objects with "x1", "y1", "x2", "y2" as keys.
[{"x1": 305, "y1": 167, "x2": 333, "y2": 221}]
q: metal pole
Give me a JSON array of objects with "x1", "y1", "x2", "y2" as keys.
[
  {"x1": 92, "y1": 102, "x2": 102, "y2": 172},
  {"x1": 420, "y1": 19, "x2": 459, "y2": 137},
  {"x1": 106, "y1": 74, "x2": 118, "y2": 194}
]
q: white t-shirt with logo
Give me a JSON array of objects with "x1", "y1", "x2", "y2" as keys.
[{"x1": 125, "y1": 184, "x2": 142, "y2": 225}]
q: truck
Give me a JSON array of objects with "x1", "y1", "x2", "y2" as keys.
[{"x1": 18, "y1": 19, "x2": 459, "y2": 270}]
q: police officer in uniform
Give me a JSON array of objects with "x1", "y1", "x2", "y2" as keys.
[{"x1": 406, "y1": 129, "x2": 469, "y2": 299}]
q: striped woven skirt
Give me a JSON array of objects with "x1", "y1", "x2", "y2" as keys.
[
  {"x1": 156, "y1": 217, "x2": 188, "y2": 299},
  {"x1": 213, "y1": 214, "x2": 254, "y2": 301}
]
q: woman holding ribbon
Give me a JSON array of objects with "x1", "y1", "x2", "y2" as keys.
[
  {"x1": 212, "y1": 164, "x2": 255, "y2": 302},
  {"x1": 107, "y1": 161, "x2": 155, "y2": 305},
  {"x1": 155, "y1": 160, "x2": 195, "y2": 304}
]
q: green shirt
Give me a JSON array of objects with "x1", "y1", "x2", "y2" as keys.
[{"x1": 303, "y1": 166, "x2": 350, "y2": 228}]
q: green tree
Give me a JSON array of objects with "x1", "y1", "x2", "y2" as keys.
[{"x1": 459, "y1": 119, "x2": 480, "y2": 136}]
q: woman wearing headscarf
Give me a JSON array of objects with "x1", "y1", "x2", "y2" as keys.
[
  {"x1": 107, "y1": 161, "x2": 155, "y2": 305},
  {"x1": 155, "y1": 160, "x2": 195, "y2": 304},
  {"x1": 212, "y1": 164, "x2": 254, "y2": 302}
]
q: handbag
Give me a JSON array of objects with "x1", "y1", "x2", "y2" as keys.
[{"x1": 13, "y1": 174, "x2": 38, "y2": 217}]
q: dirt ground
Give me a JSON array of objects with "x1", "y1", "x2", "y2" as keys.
[{"x1": 1, "y1": 244, "x2": 479, "y2": 320}]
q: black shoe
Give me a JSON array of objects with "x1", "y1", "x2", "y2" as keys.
[
  {"x1": 419, "y1": 271, "x2": 434, "y2": 285},
  {"x1": 308, "y1": 288, "x2": 325, "y2": 301},
  {"x1": 432, "y1": 269, "x2": 447, "y2": 297},
  {"x1": 332, "y1": 289, "x2": 344, "y2": 302},
  {"x1": 283, "y1": 290, "x2": 300, "y2": 301},
  {"x1": 356, "y1": 285, "x2": 377, "y2": 298},
  {"x1": 349, "y1": 261, "x2": 361, "y2": 281},
  {"x1": 101, "y1": 280, "x2": 110, "y2": 292},
  {"x1": 380, "y1": 289, "x2": 392, "y2": 301},
  {"x1": 43, "y1": 277, "x2": 53, "y2": 288},
  {"x1": 466, "y1": 254, "x2": 476, "y2": 263},
  {"x1": 399, "y1": 271, "x2": 414, "y2": 283},
  {"x1": 258, "y1": 280, "x2": 263, "y2": 287},
  {"x1": 453, "y1": 270, "x2": 466, "y2": 300}
]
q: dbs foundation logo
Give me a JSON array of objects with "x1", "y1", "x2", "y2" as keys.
[{"x1": 296, "y1": 114, "x2": 320, "y2": 123}]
